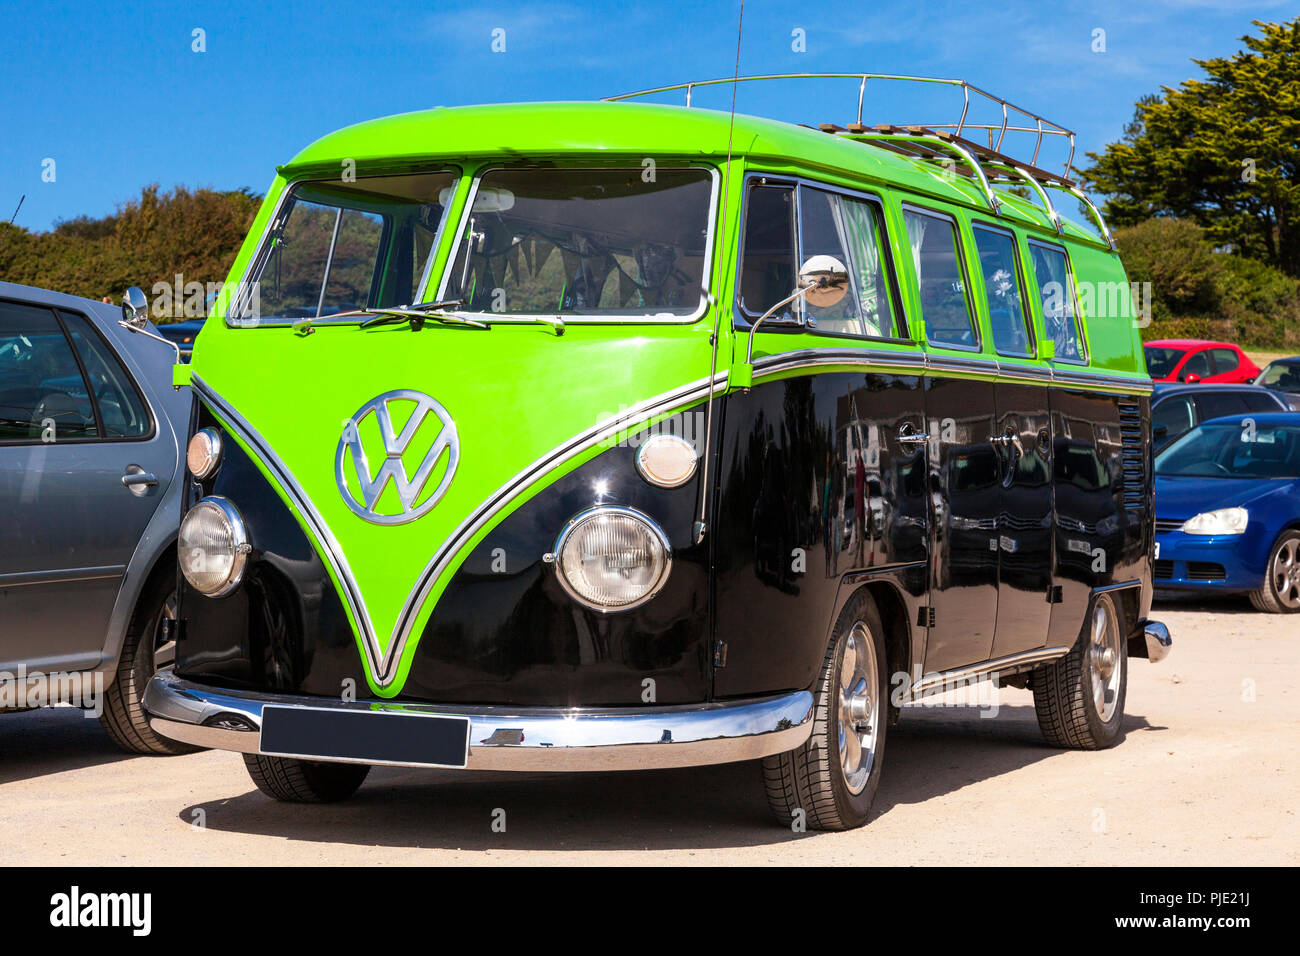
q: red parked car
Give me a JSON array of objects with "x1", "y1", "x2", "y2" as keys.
[{"x1": 1144, "y1": 339, "x2": 1261, "y2": 384}]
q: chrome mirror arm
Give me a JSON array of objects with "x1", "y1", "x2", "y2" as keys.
[
  {"x1": 117, "y1": 320, "x2": 182, "y2": 365},
  {"x1": 744, "y1": 286, "x2": 811, "y2": 366}
]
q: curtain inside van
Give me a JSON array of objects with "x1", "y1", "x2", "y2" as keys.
[{"x1": 840, "y1": 198, "x2": 883, "y2": 337}]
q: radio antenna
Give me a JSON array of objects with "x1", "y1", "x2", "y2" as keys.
[
  {"x1": 694, "y1": 1, "x2": 744, "y2": 545},
  {"x1": 0, "y1": 194, "x2": 24, "y2": 255}
]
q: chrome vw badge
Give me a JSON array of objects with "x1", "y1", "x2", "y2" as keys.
[{"x1": 335, "y1": 389, "x2": 459, "y2": 525}]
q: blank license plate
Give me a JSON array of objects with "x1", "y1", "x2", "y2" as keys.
[{"x1": 260, "y1": 705, "x2": 470, "y2": 768}]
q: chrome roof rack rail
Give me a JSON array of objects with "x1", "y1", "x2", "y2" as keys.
[
  {"x1": 982, "y1": 161, "x2": 1063, "y2": 235},
  {"x1": 604, "y1": 73, "x2": 1115, "y2": 247},
  {"x1": 839, "y1": 130, "x2": 1001, "y2": 215}
]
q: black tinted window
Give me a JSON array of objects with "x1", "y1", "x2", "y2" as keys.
[
  {"x1": 0, "y1": 301, "x2": 97, "y2": 442},
  {"x1": 61, "y1": 312, "x2": 151, "y2": 438},
  {"x1": 739, "y1": 184, "x2": 796, "y2": 318},
  {"x1": 904, "y1": 208, "x2": 976, "y2": 349},
  {"x1": 1196, "y1": 392, "x2": 1247, "y2": 421},
  {"x1": 972, "y1": 225, "x2": 1031, "y2": 356}
]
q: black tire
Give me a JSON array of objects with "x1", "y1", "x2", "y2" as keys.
[
  {"x1": 243, "y1": 754, "x2": 370, "y2": 803},
  {"x1": 1249, "y1": 530, "x2": 1300, "y2": 613},
  {"x1": 1033, "y1": 591, "x2": 1127, "y2": 750},
  {"x1": 99, "y1": 572, "x2": 200, "y2": 756},
  {"x1": 761, "y1": 589, "x2": 889, "y2": 831}
]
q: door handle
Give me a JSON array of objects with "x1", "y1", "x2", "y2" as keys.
[
  {"x1": 990, "y1": 431, "x2": 1024, "y2": 455},
  {"x1": 896, "y1": 424, "x2": 929, "y2": 445},
  {"x1": 121, "y1": 465, "x2": 158, "y2": 496}
]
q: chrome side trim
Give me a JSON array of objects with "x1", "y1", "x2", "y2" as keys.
[
  {"x1": 748, "y1": 348, "x2": 1154, "y2": 394},
  {"x1": 908, "y1": 645, "x2": 1071, "y2": 697},
  {"x1": 144, "y1": 671, "x2": 814, "y2": 772},
  {"x1": 191, "y1": 372, "x2": 728, "y2": 686},
  {"x1": 0, "y1": 565, "x2": 125, "y2": 587},
  {"x1": 1142, "y1": 620, "x2": 1172, "y2": 663},
  {"x1": 190, "y1": 374, "x2": 385, "y2": 677}
]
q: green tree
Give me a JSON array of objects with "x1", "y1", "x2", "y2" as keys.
[
  {"x1": 0, "y1": 184, "x2": 259, "y2": 318},
  {"x1": 1082, "y1": 18, "x2": 1300, "y2": 276}
]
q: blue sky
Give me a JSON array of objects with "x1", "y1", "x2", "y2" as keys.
[{"x1": 0, "y1": 0, "x2": 1288, "y2": 232}]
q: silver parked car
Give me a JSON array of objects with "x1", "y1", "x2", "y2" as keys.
[{"x1": 0, "y1": 281, "x2": 194, "y2": 754}]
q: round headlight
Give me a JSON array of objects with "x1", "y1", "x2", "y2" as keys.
[
  {"x1": 179, "y1": 496, "x2": 250, "y2": 597},
  {"x1": 187, "y1": 427, "x2": 224, "y2": 479},
  {"x1": 552, "y1": 506, "x2": 671, "y2": 611}
]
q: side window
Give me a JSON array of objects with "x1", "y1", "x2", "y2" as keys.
[
  {"x1": 1209, "y1": 348, "x2": 1240, "y2": 375},
  {"x1": 798, "y1": 187, "x2": 902, "y2": 338},
  {"x1": 1153, "y1": 395, "x2": 1195, "y2": 445},
  {"x1": 1180, "y1": 349, "x2": 1212, "y2": 381},
  {"x1": 738, "y1": 184, "x2": 797, "y2": 320},
  {"x1": 0, "y1": 300, "x2": 98, "y2": 442},
  {"x1": 1243, "y1": 391, "x2": 1285, "y2": 412},
  {"x1": 260, "y1": 198, "x2": 385, "y2": 320},
  {"x1": 60, "y1": 312, "x2": 151, "y2": 438},
  {"x1": 972, "y1": 225, "x2": 1032, "y2": 356},
  {"x1": 1028, "y1": 243, "x2": 1085, "y2": 363},
  {"x1": 1196, "y1": 392, "x2": 1247, "y2": 422},
  {"x1": 903, "y1": 208, "x2": 976, "y2": 349}
]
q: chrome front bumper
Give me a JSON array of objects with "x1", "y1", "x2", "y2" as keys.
[
  {"x1": 144, "y1": 671, "x2": 814, "y2": 772},
  {"x1": 1142, "y1": 620, "x2": 1173, "y2": 663}
]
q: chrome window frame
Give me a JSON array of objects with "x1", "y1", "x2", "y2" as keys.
[
  {"x1": 732, "y1": 172, "x2": 912, "y2": 344},
  {"x1": 900, "y1": 202, "x2": 982, "y2": 354},
  {"x1": 969, "y1": 219, "x2": 1037, "y2": 360},
  {"x1": 224, "y1": 166, "x2": 462, "y2": 329},
  {"x1": 1026, "y1": 237, "x2": 1090, "y2": 367},
  {"x1": 432, "y1": 163, "x2": 721, "y2": 326}
]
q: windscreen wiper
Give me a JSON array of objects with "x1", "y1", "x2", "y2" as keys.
[{"x1": 315, "y1": 299, "x2": 487, "y2": 331}]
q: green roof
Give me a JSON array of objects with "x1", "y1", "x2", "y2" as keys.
[{"x1": 282, "y1": 101, "x2": 1093, "y2": 242}]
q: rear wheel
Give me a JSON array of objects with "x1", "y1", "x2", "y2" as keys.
[
  {"x1": 1249, "y1": 531, "x2": 1300, "y2": 613},
  {"x1": 100, "y1": 574, "x2": 200, "y2": 756},
  {"x1": 1033, "y1": 592, "x2": 1126, "y2": 749},
  {"x1": 243, "y1": 754, "x2": 371, "y2": 803},
  {"x1": 761, "y1": 590, "x2": 888, "y2": 831}
]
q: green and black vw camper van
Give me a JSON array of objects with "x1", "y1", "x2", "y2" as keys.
[{"x1": 138, "y1": 75, "x2": 1171, "y2": 830}]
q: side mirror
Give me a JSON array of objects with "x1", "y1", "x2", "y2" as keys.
[
  {"x1": 1184, "y1": 373, "x2": 1201, "y2": 384},
  {"x1": 121, "y1": 286, "x2": 149, "y2": 329},
  {"x1": 797, "y1": 255, "x2": 849, "y2": 310},
  {"x1": 117, "y1": 286, "x2": 184, "y2": 383},
  {"x1": 733, "y1": 256, "x2": 849, "y2": 388}
]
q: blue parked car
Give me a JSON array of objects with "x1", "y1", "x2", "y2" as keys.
[{"x1": 1154, "y1": 412, "x2": 1300, "y2": 611}]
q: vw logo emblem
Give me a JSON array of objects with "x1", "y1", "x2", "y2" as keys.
[{"x1": 335, "y1": 389, "x2": 459, "y2": 525}]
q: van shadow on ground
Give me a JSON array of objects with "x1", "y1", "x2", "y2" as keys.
[
  {"x1": 0, "y1": 706, "x2": 132, "y2": 784},
  {"x1": 179, "y1": 704, "x2": 1163, "y2": 852}
]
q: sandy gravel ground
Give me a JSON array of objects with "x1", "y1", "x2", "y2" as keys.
[{"x1": 2, "y1": 596, "x2": 1296, "y2": 866}]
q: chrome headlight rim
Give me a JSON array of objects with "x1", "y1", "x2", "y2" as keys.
[
  {"x1": 551, "y1": 505, "x2": 672, "y2": 613},
  {"x1": 187, "y1": 427, "x2": 224, "y2": 479},
  {"x1": 635, "y1": 433, "x2": 699, "y2": 488},
  {"x1": 179, "y1": 495, "x2": 250, "y2": 597}
]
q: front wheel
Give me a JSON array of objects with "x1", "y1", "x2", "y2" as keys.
[
  {"x1": 243, "y1": 754, "x2": 371, "y2": 803},
  {"x1": 761, "y1": 590, "x2": 888, "y2": 831},
  {"x1": 100, "y1": 575, "x2": 200, "y2": 756},
  {"x1": 1249, "y1": 530, "x2": 1300, "y2": 613},
  {"x1": 1033, "y1": 592, "x2": 1127, "y2": 749}
]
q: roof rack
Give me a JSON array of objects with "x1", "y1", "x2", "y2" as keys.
[{"x1": 604, "y1": 73, "x2": 1115, "y2": 249}]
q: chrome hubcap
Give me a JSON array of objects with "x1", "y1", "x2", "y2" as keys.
[
  {"x1": 1088, "y1": 599, "x2": 1121, "y2": 722},
  {"x1": 1271, "y1": 539, "x2": 1300, "y2": 609},
  {"x1": 837, "y1": 623, "x2": 879, "y2": 795}
]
